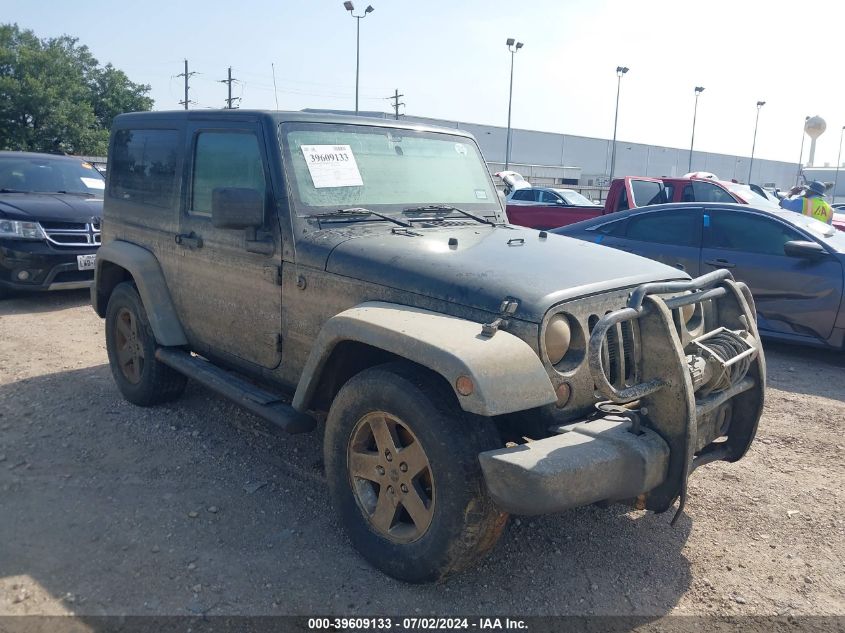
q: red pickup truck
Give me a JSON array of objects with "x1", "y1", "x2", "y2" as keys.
[{"x1": 502, "y1": 174, "x2": 778, "y2": 230}]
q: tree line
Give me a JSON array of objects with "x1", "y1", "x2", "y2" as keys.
[{"x1": 0, "y1": 23, "x2": 153, "y2": 156}]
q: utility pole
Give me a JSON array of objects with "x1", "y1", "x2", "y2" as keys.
[
  {"x1": 177, "y1": 59, "x2": 197, "y2": 110},
  {"x1": 389, "y1": 89, "x2": 404, "y2": 120},
  {"x1": 219, "y1": 67, "x2": 240, "y2": 109},
  {"x1": 504, "y1": 38, "x2": 524, "y2": 171},
  {"x1": 609, "y1": 65, "x2": 629, "y2": 181},
  {"x1": 748, "y1": 100, "x2": 765, "y2": 184}
]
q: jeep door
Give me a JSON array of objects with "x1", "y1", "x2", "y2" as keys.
[{"x1": 171, "y1": 119, "x2": 282, "y2": 369}]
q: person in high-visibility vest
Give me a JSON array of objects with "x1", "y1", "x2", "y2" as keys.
[{"x1": 779, "y1": 180, "x2": 834, "y2": 224}]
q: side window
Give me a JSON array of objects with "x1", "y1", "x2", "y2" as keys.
[
  {"x1": 110, "y1": 129, "x2": 179, "y2": 208},
  {"x1": 539, "y1": 190, "x2": 560, "y2": 204},
  {"x1": 529, "y1": 189, "x2": 542, "y2": 202},
  {"x1": 630, "y1": 180, "x2": 666, "y2": 206},
  {"x1": 593, "y1": 218, "x2": 628, "y2": 236},
  {"x1": 692, "y1": 181, "x2": 735, "y2": 203},
  {"x1": 626, "y1": 210, "x2": 699, "y2": 246},
  {"x1": 511, "y1": 189, "x2": 530, "y2": 201},
  {"x1": 705, "y1": 211, "x2": 803, "y2": 256},
  {"x1": 191, "y1": 131, "x2": 266, "y2": 216},
  {"x1": 681, "y1": 184, "x2": 695, "y2": 202}
]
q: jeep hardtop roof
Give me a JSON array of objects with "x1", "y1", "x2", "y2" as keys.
[{"x1": 112, "y1": 110, "x2": 476, "y2": 140}]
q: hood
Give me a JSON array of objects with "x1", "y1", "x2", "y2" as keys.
[
  {"x1": 0, "y1": 193, "x2": 103, "y2": 223},
  {"x1": 325, "y1": 225, "x2": 686, "y2": 323}
]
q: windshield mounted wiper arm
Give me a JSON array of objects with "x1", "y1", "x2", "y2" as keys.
[
  {"x1": 311, "y1": 207, "x2": 412, "y2": 228},
  {"x1": 51, "y1": 190, "x2": 96, "y2": 197},
  {"x1": 402, "y1": 205, "x2": 496, "y2": 226}
]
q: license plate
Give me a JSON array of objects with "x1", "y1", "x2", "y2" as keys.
[{"x1": 77, "y1": 254, "x2": 96, "y2": 271}]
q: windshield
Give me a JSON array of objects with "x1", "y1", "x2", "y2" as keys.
[
  {"x1": 555, "y1": 189, "x2": 597, "y2": 206},
  {"x1": 281, "y1": 123, "x2": 500, "y2": 218},
  {"x1": 0, "y1": 155, "x2": 105, "y2": 197}
]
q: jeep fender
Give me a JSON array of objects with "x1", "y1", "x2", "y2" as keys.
[
  {"x1": 292, "y1": 302, "x2": 556, "y2": 417},
  {"x1": 93, "y1": 241, "x2": 188, "y2": 347}
]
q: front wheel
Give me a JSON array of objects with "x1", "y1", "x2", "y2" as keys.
[
  {"x1": 105, "y1": 281, "x2": 187, "y2": 406},
  {"x1": 324, "y1": 362, "x2": 508, "y2": 583}
]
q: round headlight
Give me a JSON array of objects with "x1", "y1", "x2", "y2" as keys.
[{"x1": 545, "y1": 314, "x2": 572, "y2": 365}]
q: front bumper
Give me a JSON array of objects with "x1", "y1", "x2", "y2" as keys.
[
  {"x1": 480, "y1": 270, "x2": 765, "y2": 518},
  {"x1": 480, "y1": 416, "x2": 669, "y2": 516},
  {"x1": 0, "y1": 238, "x2": 97, "y2": 292}
]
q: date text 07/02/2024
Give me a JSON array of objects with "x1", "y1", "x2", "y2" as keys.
[{"x1": 306, "y1": 617, "x2": 529, "y2": 630}]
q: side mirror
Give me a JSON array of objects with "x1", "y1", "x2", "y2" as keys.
[
  {"x1": 783, "y1": 240, "x2": 827, "y2": 260},
  {"x1": 211, "y1": 187, "x2": 263, "y2": 230}
]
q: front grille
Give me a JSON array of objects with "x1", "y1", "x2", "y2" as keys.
[
  {"x1": 592, "y1": 315, "x2": 640, "y2": 390},
  {"x1": 42, "y1": 221, "x2": 101, "y2": 247}
]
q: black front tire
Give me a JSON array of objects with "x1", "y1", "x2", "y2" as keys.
[
  {"x1": 105, "y1": 281, "x2": 187, "y2": 406},
  {"x1": 324, "y1": 362, "x2": 508, "y2": 583}
]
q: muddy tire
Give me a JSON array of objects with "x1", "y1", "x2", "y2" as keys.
[
  {"x1": 324, "y1": 362, "x2": 508, "y2": 583},
  {"x1": 105, "y1": 281, "x2": 187, "y2": 406}
]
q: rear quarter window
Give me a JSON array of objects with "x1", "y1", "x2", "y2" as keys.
[{"x1": 109, "y1": 129, "x2": 180, "y2": 208}]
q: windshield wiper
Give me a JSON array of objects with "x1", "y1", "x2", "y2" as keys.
[
  {"x1": 51, "y1": 190, "x2": 96, "y2": 197},
  {"x1": 402, "y1": 205, "x2": 496, "y2": 226},
  {"x1": 310, "y1": 207, "x2": 412, "y2": 228}
]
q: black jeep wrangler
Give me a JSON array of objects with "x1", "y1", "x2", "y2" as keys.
[{"x1": 92, "y1": 111, "x2": 765, "y2": 582}]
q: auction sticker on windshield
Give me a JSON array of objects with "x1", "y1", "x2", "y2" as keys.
[{"x1": 300, "y1": 144, "x2": 363, "y2": 188}]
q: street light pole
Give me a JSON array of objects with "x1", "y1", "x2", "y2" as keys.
[
  {"x1": 833, "y1": 125, "x2": 845, "y2": 205},
  {"x1": 504, "y1": 38, "x2": 523, "y2": 171},
  {"x1": 343, "y1": 2, "x2": 374, "y2": 115},
  {"x1": 748, "y1": 100, "x2": 765, "y2": 183},
  {"x1": 689, "y1": 86, "x2": 704, "y2": 172},
  {"x1": 795, "y1": 116, "x2": 810, "y2": 186},
  {"x1": 609, "y1": 66, "x2": 629, "y2": 181}
]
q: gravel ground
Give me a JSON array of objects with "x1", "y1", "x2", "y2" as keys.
[{"x1": 0, "y1": 290, "x2": 843, "y2": 620}]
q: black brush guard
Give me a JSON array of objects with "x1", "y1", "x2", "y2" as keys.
[{"x1": 588, "y1": 269, "x2": 766, "y2": 522}]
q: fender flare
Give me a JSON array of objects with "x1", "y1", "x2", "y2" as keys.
[
  {"x1": 93, "y1": 241, "x2": 188, "y2": 347},
  {"x1": 292, "y1": 302, "x2": 556, "y2": 417}
]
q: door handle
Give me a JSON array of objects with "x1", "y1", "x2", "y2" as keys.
[
  {"x1": 704, "y1": 258, "x2": 735, "y2": 268},
  {"x1": 175, "y1": 232, "x2": 203, "y2": 248}
]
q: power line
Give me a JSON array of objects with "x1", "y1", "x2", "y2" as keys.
[
  {"x1": 176, "y1": 59, "x2": 198, "y2": 110},
  {"x1": 388, "y1": 89, "x2": 405, "y2": 120},
  {"x1": 218, "y1": 67, "x2": 240, "y2": 109}
]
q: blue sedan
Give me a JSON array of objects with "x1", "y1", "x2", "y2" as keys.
[{"x1": 554, "y1": 202, "x2": 845, "y2": 349}]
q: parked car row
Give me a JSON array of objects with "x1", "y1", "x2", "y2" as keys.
[{"x1": 500, "y1": 172, "x2": 781, "y2": 231}]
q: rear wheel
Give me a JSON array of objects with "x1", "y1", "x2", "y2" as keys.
[
  {"x1": 324, "y1": 362, "x2": 507, "y2": 582},
  {"x1": 105, "y1": 282, "x2": 187, "y2": 406}
]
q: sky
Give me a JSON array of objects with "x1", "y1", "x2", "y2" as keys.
[{"x1": 6, "y1": 0, "x2": 845, "y2": 166}]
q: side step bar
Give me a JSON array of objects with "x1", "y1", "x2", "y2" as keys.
[{"x1": 155, "y1": 348, "x2": 316, "y2": 434}]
